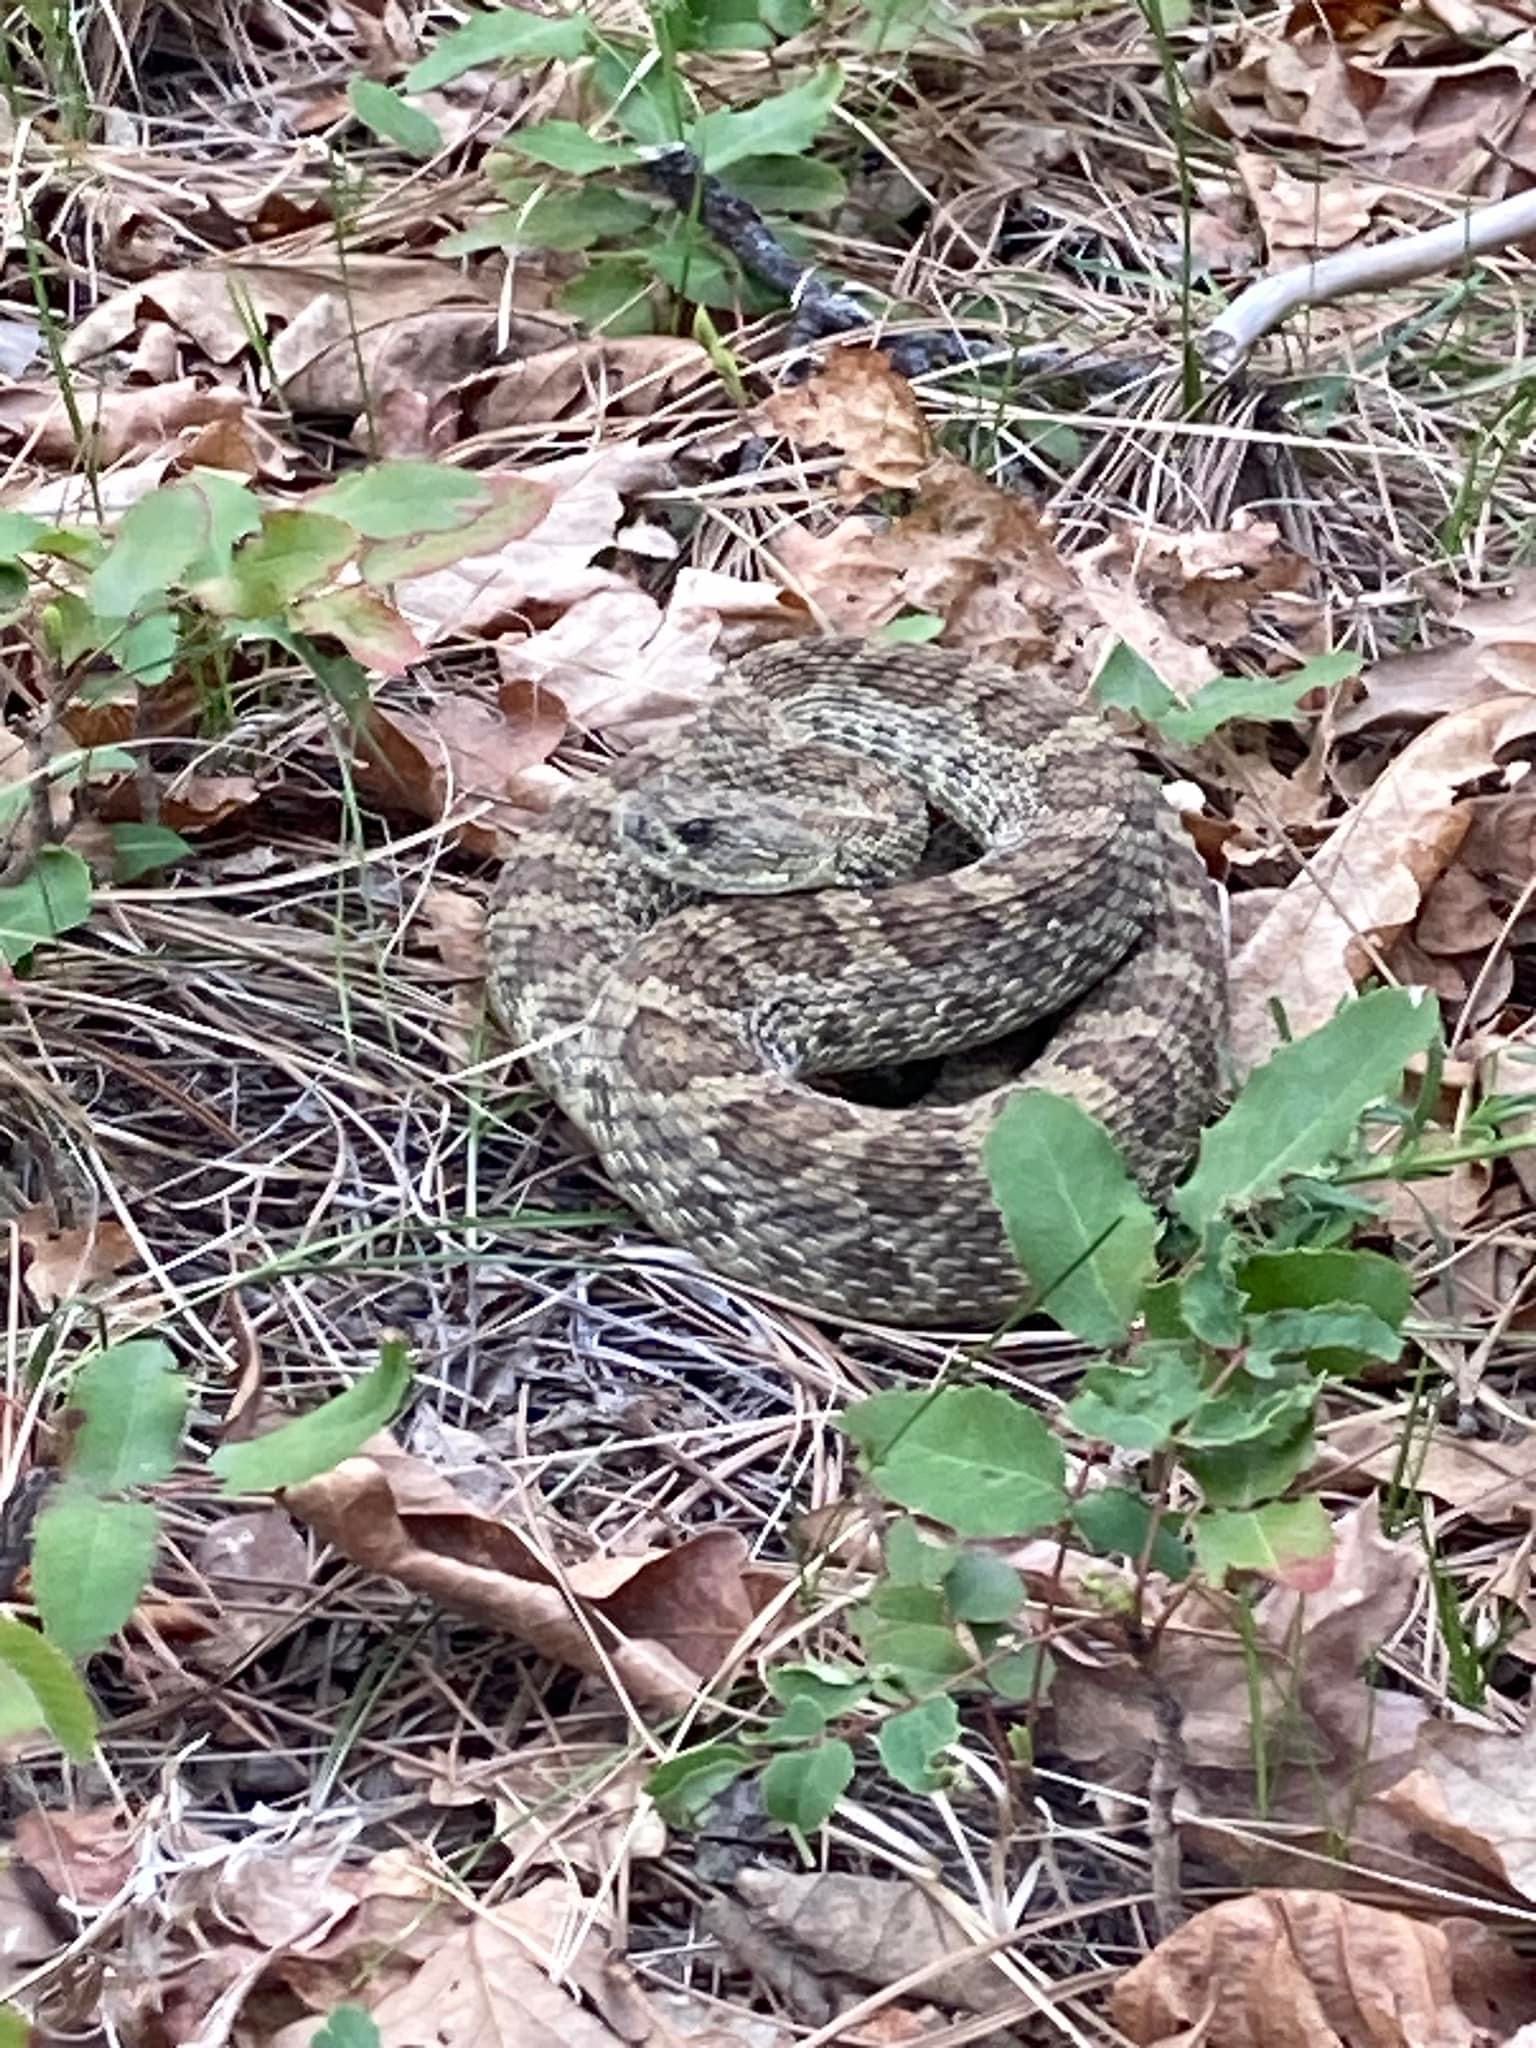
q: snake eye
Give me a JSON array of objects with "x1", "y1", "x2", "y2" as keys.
[{"x1": 674, "y1": 819, "x2": 714, "y2": 848}]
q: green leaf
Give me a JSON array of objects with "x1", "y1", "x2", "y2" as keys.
[
  {"x1": 668, "y1": 0, "x2": 775, "y2": 49},
  {"x1": 348, "y1": 78, "x2": 442, "y2": 157},
  {"x1": 1193, "y1": 1496, "x2": 1333, "y2": 1590},
  {"x1": 843, "y1": 1386, "x2": 1068, "y2": 1538},
  {"x1": 885, "y1": 1518, "x2": 955, "y2": 1588},
  {"x1": 182, "y1": 470, "x2": 265, "y2": 583},
  {"x1": 1183, "y1": 1417, "x2": 1316, "y2": 1510},
  {"x1": 1180, "y1": 1377, "x2": 1316, "y2": 1451},
  {"x1": 358, "y1": 477, "x2": 550, "y2": 584},
  {"x1": 878, "y1": 1695, "x2": 959, "y2": 1793},
  {"x1": 558, "y1": 257, "x2": 658, "y2": 335},
  {"x1": 0, "y1": 847, "x2": 92, "y2": 965},
  {"x1": 31, "y1": 1490, "x2": 159, "y2": 1658},
  {"x1": 1071, "y1": 1487, "x2": 1191, "y2": 1579},
  {"x1": 647, "y1": 1741, "x2": 754, "y2": 1823},
  {"x1": 761, "y1": 0, "x2": 811, "y2": 26},
  {"x1": 1243, "y1": 1305, "x2": 1404, "y2": 1376},
  {"x1": 1176, "y1": 987, "x2": 1441, "y2": 1233},
  {"x1": 591, "y1": 45, "x2": 689, "y2": 143},
  {"x1": 1164, "y1": 652, "x2": 1359, "y2": 745},
  {"x1": 877, "y1": 611, "x2": 946, "y2": 645},
  {"x1": 293, "y1": 588, "x2": 422, "y2": 675},
  {"x1": 0, "y1": 2003, "x2": 30, "y2": 2048},
  {"x1": 1237, "y1": 1246, "x2": 1411, "y2": 1331},
  {"x1": 692, "y1": 66, "x2": 843, "y2": 171},
  {"x1": 311, "y1": 2006, "x2": 380, "y2": 2048},
  {"x1": 1067, "y1": 1347, "x2": 1205, "y2": 1452},
  {"x1": 199, "y1": 510, "x2": 359, "y2": 618},
  {"x1": 866, "y1": 1582, "x2": 947, "y2": 1626},
  {"x1": 984, "y1": 1089, "x2": 1159, "y2": 1346},
  {"x1": 66, "y1": 1338, "x2": 187, "y2": 1489},
  {"x1": 644, "y1": 229, "x2": 745, "y2": 310},
  {"x1": 942, "y1": 1550, "x2": 1023, "y2": 1624},
  {"x1": 0, "y1": 510, "x2": 48, "y2": 560},
  {"x1": 0, "y1": 1617, "x2": 97, "y2": 1758},
  {"x1": 1093, "y1": 641, "x2": 1177, "y2": 728},
  {"x1": 498, "y1": 119, "x2": 642, "y2": 172},
  {"x1": 311, "y1": 462, "x2": 493, "y2": 540},
  {"x1": 1093, "y1": 642, "x2": 1359, "y2": 747},
  {"x1": 406, "y1": 8, "x2": 592, "y2": 90},
  {"x1": 111, "y1": 609, "x2": 180, "y2": 687},
  {"x1": 110, "y1": 823, "x2": 194, "y2": 883},
  {"x1": 724, "y1": 154, "x2": 847, "y2": 214},
  {"x1": 89, "y1": 481, "x2": 207, "y2": 617},
  {"x1": 859, "y1": 1618, "x2": 972, "y2": 1693},
  {"x1": 211, "y1": 1340, "x2": 411, "y2": 1493},
  {"x1": 760, "y1": 1739, "x2": 853, "y2": 1832},
  {"x1": 458, "y1": 180, "x2": 655, "y2": 253},
  {"x1": 749, "y1": 1695, "x2": 829, "y2": 1745},
  {"x1": 767, "y1": 1662, "x2": 871, "y2": 1717},
  {"x1": 988, "y1": 1643, "x2": 1055, "y2": 1702},
  {"x1": 1179, "y1": 1229, "x2": 1246, "y2": 1349}
]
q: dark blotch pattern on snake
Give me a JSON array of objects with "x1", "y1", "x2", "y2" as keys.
[{"x1": 486, "y1": 639, "x2": 1226, "y2": 1326}]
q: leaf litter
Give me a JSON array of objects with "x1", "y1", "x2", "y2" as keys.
[{"x1": 8, "y1": 5, "x2": 1536, "y2": 2047}]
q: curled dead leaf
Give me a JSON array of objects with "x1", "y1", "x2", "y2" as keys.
[
  {"x1": 1112, "y1": 1889, "x2": 1518, "y2": 2048},
  {"x1": 284, "y1": 1445, "x2": 769, "y2": 1712},
  {"x1": 1228, "y1": 694, "x2": 1536, "y2": 1071}
]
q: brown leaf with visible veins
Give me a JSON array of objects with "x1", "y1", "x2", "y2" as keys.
[
  {"x1": 1228, "y1": 694, "x2": 1536, "y2": 1071},
  {"x1": 1381, "y1": 1716, "x2": 1536, "y2": 1900},
  {"x1": 356, "y1": 687, "x2": 569, "y2": 852},
  {"x1": 284, "y1": 1444, "x2": 768, "y2": 1712},
  {"x1": 1112, "y1": 1890, "x2": 1511, "y2": 2048},
  {"x1": 760, "y1": 345, "x2": 934, "y2": 494}
]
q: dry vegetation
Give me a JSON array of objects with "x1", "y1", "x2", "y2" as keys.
[{"x1": 5, "y1": 0, "x2": 1536, "y2": 2042}]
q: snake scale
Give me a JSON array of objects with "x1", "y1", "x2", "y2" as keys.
[{"x1": 486, "y1": 639, "x2": 1226, "y2": 1326}]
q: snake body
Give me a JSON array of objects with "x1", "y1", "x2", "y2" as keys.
[{"x1": 487, "y1": 639, "x2": 1226, "y2": 1326}]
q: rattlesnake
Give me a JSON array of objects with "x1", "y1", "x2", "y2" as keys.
[{"x1": 486, "y1": 639, "x2": 1226, "y2": 1326}]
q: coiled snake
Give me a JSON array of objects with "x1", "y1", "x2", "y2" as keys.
[{"x1": 487, "y1": 639, "x2": 1225, "y2": 1326}]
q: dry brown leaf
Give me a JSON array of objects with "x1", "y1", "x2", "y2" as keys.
[
  {"x1": 64, "y1": 255, "x2": 497, "y2": 369},
  {"x1": 356, "y1": 687, "x2": 569, "y2": 853},
  {"x1": 0, "y1": 376, "x2": 258, "y2": 467},
  {"x1": 1081, "y1": 517, "x2": 1315, "y2": 658},
  {"x1": 1380, "y1": 1716, "x2": 1536, "y2": 1898},
  {"x1": 759, "y1": 345, "x2": 934, "y2": 494},
  {"x1": 1236, "y1": 150, "x2": 1382, "y2": 254},
  {"x1": 418, "y1": 885, "x2": 488, "y2": 980},
  {"x1": 1201, "y1": 24, "x2": 1536, "y2": 198},
  {"x1": 1325, "y1": 1413, "x2": 1536, "y2": 1522},
  {"x1": 137, "y1": 772, "x2": 261, "y2": 835},
  {"x1": 732, "y1": 1870, "x2": 1016, "y2": 2014},
  {"x1": 394, "y1": 442, "x2": 678, "y2": 642},
  {"x1": 14, "y1": 1805, "x2": 140, "y2": 1909},
  {"x1": 1341, "y1": 577, "x2": 1536, "y2": 733},
  {"x1": 19, "y1": 1204, "x2": 138, "y2": 1308},
  {"x1": 496, "y1": 572, "x2": 805, "y2": 753},
  {"x1": 283, "y1": 1444, "x2": 767, "y2": 1712},
  {"x1": 1228, "y1": 694, "x2": 1536, "y2": 1071},
  {"x1": 470, "y1": 336, "x2": 711, "y2": 430},
  {"x1": 1112, "y1": 1890, "x2": 1511, "y2": 2048}
]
